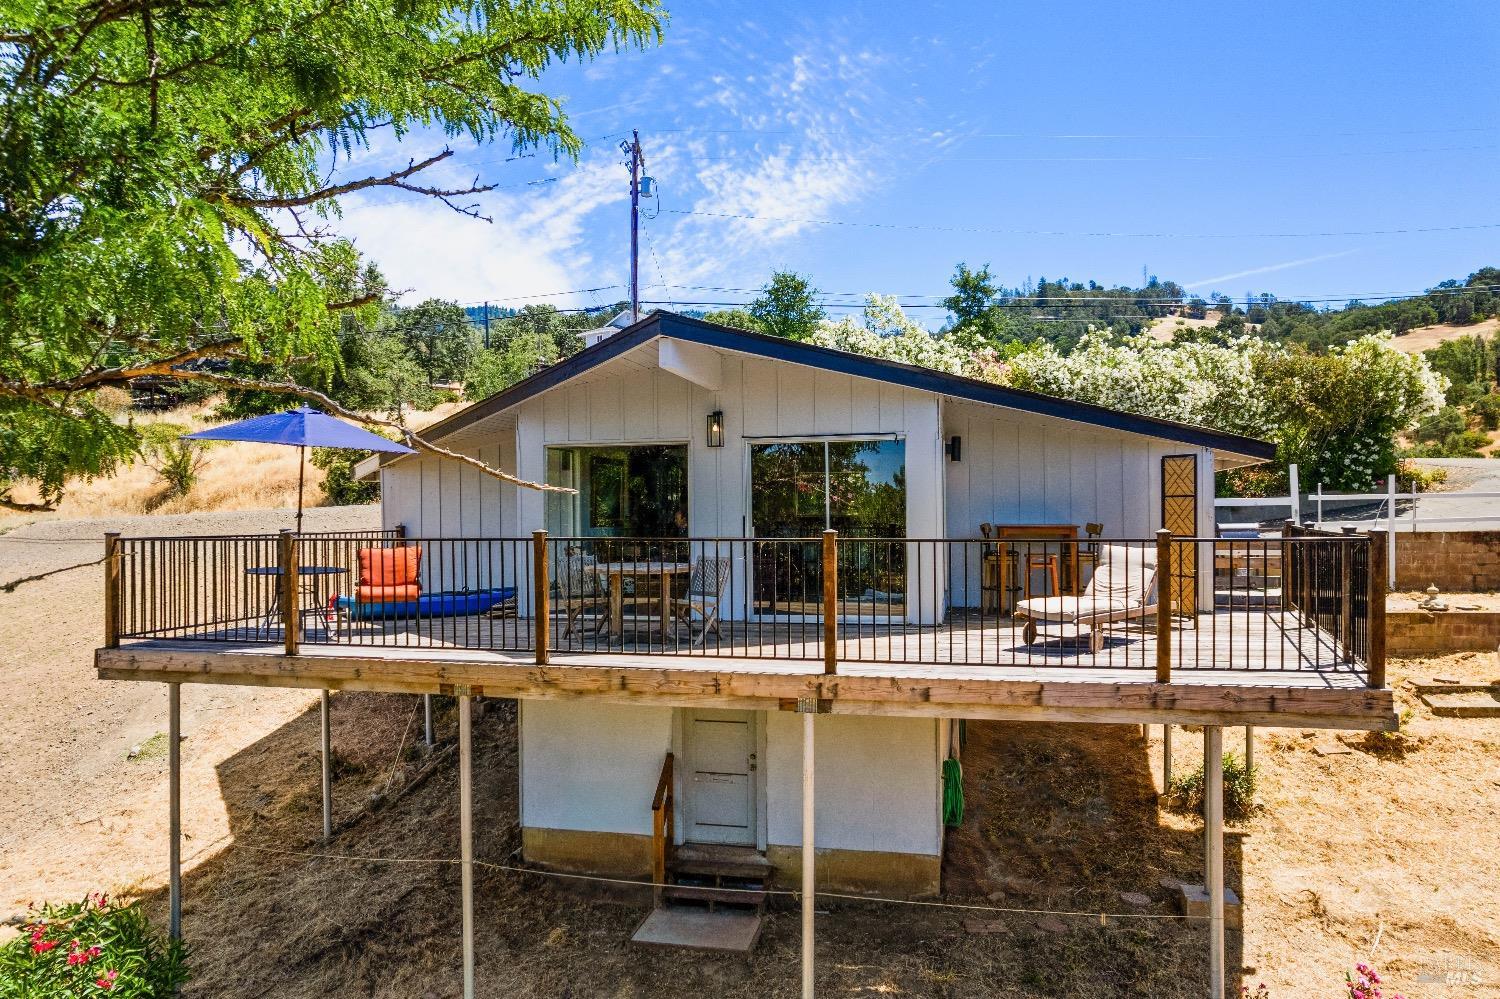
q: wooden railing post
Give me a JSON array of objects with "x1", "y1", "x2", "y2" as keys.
[
  {"x1": 1155, "y1": 529, "x2": 1172, "y2": 683},
  {"x1": 1339, "y1": 536, "x2": 1356, "y2": 663},
  {"x1": 280, "y1": 529, "x2": 299, "y2": 655},
  {"x1": 533, "y1": 530, "x2": 549, "y2": 665},
  {"x1": 104, "y1": 532, "x2": 122, "y2": 648},
  {"x1": 822, "y1": 529, "x2": 838, "y2": 675},
  {"x1": 1367, "y1": 531, "x2": 1387, "y2": 689}
]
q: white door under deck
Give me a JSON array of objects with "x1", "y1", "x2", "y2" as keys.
[{"x1": 681, "y1": 709, "x2": 758, "y2": 847}]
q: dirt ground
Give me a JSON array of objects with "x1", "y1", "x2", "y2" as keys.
[
  {"x1": 3, "y1": 508, "x2": 1498, "y2": 996},
  {"x1": 0, "y1": 506, "x2": 377, "y2": 911}
]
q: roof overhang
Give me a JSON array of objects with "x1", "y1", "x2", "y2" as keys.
[{"x1": 368, "y1": 312, "x2": 1276, "y2": 472}]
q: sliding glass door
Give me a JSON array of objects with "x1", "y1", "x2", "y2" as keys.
[{"x1": 749, "y1": 439, "x2": 905, "y2": 617}]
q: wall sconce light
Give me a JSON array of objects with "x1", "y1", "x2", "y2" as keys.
[
  {"x1": 946, "y1": 435, "x2": 962, "y2": 461},
  {"x1": 706, "y1": 410, "x2": 725, "y2": 448}
]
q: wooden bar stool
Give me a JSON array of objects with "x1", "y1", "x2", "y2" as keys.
[{"x1": 1023, "y1": 552, "x2": 1061, "y2": 599}]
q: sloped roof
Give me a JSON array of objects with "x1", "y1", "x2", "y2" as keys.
[{"x1": 407, "y1": 311, "x2": 1276, "y2": 461}]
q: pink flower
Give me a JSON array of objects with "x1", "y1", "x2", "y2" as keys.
[
  {"x1": 32, "y1": 939, "x2": 57, "y2": 954},
  {"x1": 96, "y1": 969, "x2": 118, "y2": 990}
]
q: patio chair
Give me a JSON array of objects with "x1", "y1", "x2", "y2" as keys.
[
  {"x1": 555, "y1": 548, "x2": 608, "y2": 638},
  {"x1": 670, "y1": 555, "x2": 732, "y2": 647},
  {"x1": 327, "y1": 544, "x2": 423, "y2": 638},
  {"x1": 1014, "y1": 544, "x2": 1159, "y2": 654}
]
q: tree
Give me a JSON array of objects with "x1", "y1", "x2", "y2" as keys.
[
  {"x1": 941, "y1": 262, "x2": 1015, "y2": 344},
  {"x1": 748, "y1": 271, "x2": 825, "y2": 340},
  {"x1": 699, "y1": 308, "x2": 763, "y2": 333},
  {"x1": 0, "y1": 0, "x2": 664, "y2": 510},
  {"x1": 387, "y1": 299, "x2": 480, "y2": 385}
]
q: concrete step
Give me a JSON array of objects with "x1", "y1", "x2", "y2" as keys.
[
  {"x1": 631, "y1": 905, "x2": 763, "y2": 953},
  {"x1": 661, "y1": 883, "x2": 767, "y2": 907}
]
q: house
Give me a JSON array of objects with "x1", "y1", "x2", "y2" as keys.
[
  {"x1": 351, "y1": 311, "x2": 1283, "y2": 898},
  {"x1": 96, "y1": 311, "x2": 1394, "y2": 992}
]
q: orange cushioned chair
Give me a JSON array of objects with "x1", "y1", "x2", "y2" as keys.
[{"x1": 356, "y1": 545, "x2": 422, "y2": 603}]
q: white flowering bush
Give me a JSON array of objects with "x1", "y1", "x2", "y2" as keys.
[
  {"x1": 809, "y1": 296, "x2": 1446, "y2": 493},
  {"x1": 808, "y1": 295, "x2": 998, "y2": 377},
  {"x1": 1004, "y1": 332, "x2": 1270, "y2": 438}
]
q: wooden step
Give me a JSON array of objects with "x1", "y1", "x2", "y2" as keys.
[
  {"x1": 668, "y1": 843, "x2": 773, "y2": 881},
  {"x1": 661, "y1": 883, "x2": 767, "y2": 907},
  {"x1": 631, "y1": 906, "x2": 763, "y2": 954}
]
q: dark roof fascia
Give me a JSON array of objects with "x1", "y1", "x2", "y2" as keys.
[{"x1": 395, "y1": 312, "x2": 1276, "y2": 464}]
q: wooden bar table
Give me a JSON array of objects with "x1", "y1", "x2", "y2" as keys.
[{"x1": 605, "y1": 561, "x2": 692, "y2": 641}]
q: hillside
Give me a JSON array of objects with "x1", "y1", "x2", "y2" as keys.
[
  {"x1": 0, "y1": 399, "x2": 463, "y2": 533},
  {"x1": 1387, "y1": 316, "x2": 1500, "y2": 354}
]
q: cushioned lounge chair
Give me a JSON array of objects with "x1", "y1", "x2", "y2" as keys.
[{"x1": 1014, "y1": 544, "x2": 1159, "y2": 654}]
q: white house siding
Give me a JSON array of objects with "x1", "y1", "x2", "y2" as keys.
[
  {"x1": 517, "y1": 703, "x2": 943, "y2": 865},
  {"x1": 518, "y1": 699, "x2": 674, "y2": 837},
  {"x1": 377, "y1": 344, "x2": 1220, "y2": 611},
  {"x1": 763, "y1": 712, "x2": 943, "y2": 858},
  {"x1": 943, "y1": 400, "x2": 1217, "y2": 611}
]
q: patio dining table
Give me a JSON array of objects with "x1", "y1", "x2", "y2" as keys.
[
  {"x1": 245, "y1": 564, "x2": 347, "y2": 634},
  {"x1": 603, "y1": 561, "x2": 692, "y2": 641}
]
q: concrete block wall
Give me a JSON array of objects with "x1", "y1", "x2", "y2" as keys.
[
  {"x1": 1387, "y1": 610, "x2": 1500, "y2": 657},
  {"x1": 1393, "y1": 532, "x2": 1500, "y2": 592}
]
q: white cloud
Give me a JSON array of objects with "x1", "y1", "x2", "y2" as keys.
[
  {"x1": 1184, "y1": 249, "x2": 1362, "y2": 290},
  {"x1": 335, "y1": 153, "x2": 627, "y2": 306}
]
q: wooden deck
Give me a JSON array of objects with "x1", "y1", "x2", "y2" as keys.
[{"x1": 97, "y1": 608, "x2": 1395, "y2": 731}]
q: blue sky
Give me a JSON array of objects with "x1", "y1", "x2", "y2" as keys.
[{"x1": 334, "y1": 0, "x2": 1500, "y2": 324}]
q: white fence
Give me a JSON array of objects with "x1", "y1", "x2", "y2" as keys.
[{"x1": 1215, "y1": 465, "x2": 1500, "y2": 590}]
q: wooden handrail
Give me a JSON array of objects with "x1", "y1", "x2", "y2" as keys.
[{"x1": 651, "y1": 752, "x2": 675, "y2": 894}]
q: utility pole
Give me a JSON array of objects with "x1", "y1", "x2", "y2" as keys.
[
  {"x1": 622, "y1": 130, "x2": 645, "y2": 322},
  {"x1": 481, "y1": 301, "x2": 490, "y2": 349}
]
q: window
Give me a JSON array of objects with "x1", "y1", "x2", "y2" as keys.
[{"x1": 545, "y1": 445, "x2": 688, "y2": 537}]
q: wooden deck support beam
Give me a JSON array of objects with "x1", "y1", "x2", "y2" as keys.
[
  {"x1": 168, "y1": 682, "x2": 182, "y2": 941},
  {"x1": 1243, "y1": 725, "x2": 1253, "y2": 774},
  {"x1": 1204, "y1": 725, "x2": 1225, "y2": 999},
  {"x1": 459, "y1": 691, "x2": 475, "y2": 999},
  {"x1": 320, "y1": 689, "x2": 332, "y2": 840}
]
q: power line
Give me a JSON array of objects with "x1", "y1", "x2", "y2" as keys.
[{"x1": 663, "y1": 208, "x2": 1500, "y2": 240}]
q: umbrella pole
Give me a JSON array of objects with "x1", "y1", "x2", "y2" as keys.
[{"x1": 296, "y1": 445, "x2": 305, "y2": 534}]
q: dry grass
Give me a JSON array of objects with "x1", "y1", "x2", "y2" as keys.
[
  {"x1": 0, "y1": 397, "x2": 465, "y2": 533},
  {"x1": 1387, "y1": 317, "x2": 1500, "y2": 354}
]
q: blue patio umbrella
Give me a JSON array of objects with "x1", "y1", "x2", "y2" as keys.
[{"x1": 184, "y1": 405, "x2": 415, "y2": 531}]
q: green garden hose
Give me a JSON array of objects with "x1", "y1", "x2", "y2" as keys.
[{"x1": 942, "y1": 756, "x2": 964, "y2": 827}]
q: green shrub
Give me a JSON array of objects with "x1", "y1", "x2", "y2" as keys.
[
  {"x1": 138, "y1": 423, "x2": 208, "y2": 499},
  {"x1": 1397, "y1": 460, "x2": 1448, "y2": 493},
  {"x1": 1166, "y1": 751, "x2": 1256, "y2": 820},
  {"x1": 311, "y1": 446, "x2": 381, "y2": 506},
  {"x1": 0, "y1": 895, "x2": 188, "y2": 997},
  {"x1": 1473, "y1": 392, "x2": 1500, "y2": 431}
]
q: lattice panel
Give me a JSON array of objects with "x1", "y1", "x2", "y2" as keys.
[{"x1": 1161, "y1": 455, "x2": 1199, "y2": 616}]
